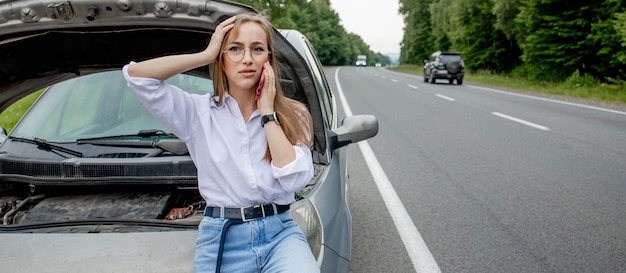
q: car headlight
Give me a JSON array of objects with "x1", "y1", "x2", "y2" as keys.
[{"x1": 290, "y1": 198, "x2": 323, "y2": 264}]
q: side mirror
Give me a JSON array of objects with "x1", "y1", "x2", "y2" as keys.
[{"x1": 329, "y1": 115, "x2": 378, "y2": 151}]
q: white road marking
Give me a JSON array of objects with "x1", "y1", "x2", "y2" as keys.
[
  {"x1": 334, "y1": 68, "x2": 441, "y2": 273},
  {"x1": 408, "y1": 84, "x2": 419, "y2": 90},
  {"x1": 492, "y1": 112, "x2": 550, "y2": 131},
  {"x1": 436, "y1": 94, "x2": 455, "y2": 101},
  {"x1": 392, "y1": 79, "x2": 398, "y2": 83},
  {"x1": 469, "y1": 85, "x2": 626, "y2": 116}
]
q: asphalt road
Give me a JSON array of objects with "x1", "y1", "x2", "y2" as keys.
[{"x1": 327, "y1": 67, "x2": 626, "y2": 273}]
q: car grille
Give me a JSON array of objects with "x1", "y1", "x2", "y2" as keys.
[
  {"x1": 1, "y1": 160, "x2": 64, "y2": 177},
  {"x1": 0, "y1": 157, "x2": 197, "y2": 178},
  {"x1": 64, "y1": 164, "x2": 125, "y2": 177},
  {"x1": 94, "y1": 153, "x2": 149, "y2": 158}
]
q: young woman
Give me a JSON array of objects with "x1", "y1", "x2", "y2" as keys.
[{"x1": 123, "y1": 13, "x2": 319, "y2": 273}]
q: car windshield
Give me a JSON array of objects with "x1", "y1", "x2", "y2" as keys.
[{"x1": 11, "y1": 71, "x2": 213, "y2": 142}]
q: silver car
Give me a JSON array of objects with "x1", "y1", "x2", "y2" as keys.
[{"x1": 0, "y1": 0, "x2": 378, "y2": 272}]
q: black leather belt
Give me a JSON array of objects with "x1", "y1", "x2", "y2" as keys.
[
  {"x1": 206, "y1": 204, "x2": 290, "y2": 273},
  {"x1": 205, "y1": 204, "x2": 290, "y2": 222}
]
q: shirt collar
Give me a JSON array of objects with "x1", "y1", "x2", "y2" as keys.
[
  {"x1": 210, "y1": 90, "x2": 232, "y2": 109},
  {"x1": 216, "y1": 90, "x2": 262, "y2": 120}
]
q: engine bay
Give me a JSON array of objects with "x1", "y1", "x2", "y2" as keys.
[{"x1": 0, "y1": 182, "x2": 205, "y2": 227}]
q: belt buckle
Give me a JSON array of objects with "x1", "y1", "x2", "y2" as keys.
[{"x1": 241, "y1": 205, "x2": 265, "y2": 222}]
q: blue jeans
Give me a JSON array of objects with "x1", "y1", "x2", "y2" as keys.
[{"x1": 194, "y1": 210, "x2": 319, "y2": 273}]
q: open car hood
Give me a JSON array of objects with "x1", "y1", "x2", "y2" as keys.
[
  {"x1": 1, "y1": 0, "x2": 247, "y2": 107},
  {"x1": 0, "y1": 0, "x2": 325, "y2": 151}
]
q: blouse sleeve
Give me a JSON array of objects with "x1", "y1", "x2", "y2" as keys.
[
  {"x1": 271, "y1": 143, "x2": 314, "y2": 192},
  {"x1": 122, "y1": 62, "x2": 200, "y2": 141}
]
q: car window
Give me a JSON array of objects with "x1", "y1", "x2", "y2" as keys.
[
  {"x1": 439, "y1": 55, "x2": 461, "y2": 63},
  {"x1": 11, "y1": 71, "x2": 213, "y2": 142}
]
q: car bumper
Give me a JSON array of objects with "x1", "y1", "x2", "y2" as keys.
[
  {"x1": 432, "y1": 71, "x2": 464, "y2": 79},
  {"x1": 0, "y1": 231, "x2": 197, "y2": 273}
]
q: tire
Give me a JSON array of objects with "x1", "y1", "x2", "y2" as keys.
[
  {"x1": 430, "y1": 76, "x2": 436, "y2": 84},
  {"x1": 457, "y1": 79, "x2": 463, "y2": 85},
  {"x1": 446, "y1": 62, "x2": 460, "y2": 74},
  {"x1": 423, "y1": 75, "x2": 428, "y2": 82},
  {"x1": 449, "y1": 79, "x2": 454, "y2": 84}
]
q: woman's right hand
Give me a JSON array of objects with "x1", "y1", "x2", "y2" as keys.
[
  {"x1": 204, "y1": 16, "x2": 237, "y2": 64},
  {"x1": 127, "y1": 16, "x2": 237, "y2": 80}
]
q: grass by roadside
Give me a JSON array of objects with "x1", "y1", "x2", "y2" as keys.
[
  {"x1": 390, "y1": 65, "x2": 626, "y2": 110},
  {"x1": 0, "y1": 90, "x2": 43, "y2": 133}
]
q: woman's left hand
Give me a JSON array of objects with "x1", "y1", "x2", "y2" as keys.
[{"x1": 257, "y1": 61, "x2": 276, "y2": 115}]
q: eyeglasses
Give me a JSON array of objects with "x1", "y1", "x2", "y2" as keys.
[{"x1": 223, "y1": 46, "x2": 271, "y2": 62}]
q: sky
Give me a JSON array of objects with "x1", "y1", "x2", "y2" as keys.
[{"x1": 329, "y1": 0, "x2": 404, "y2": 55}]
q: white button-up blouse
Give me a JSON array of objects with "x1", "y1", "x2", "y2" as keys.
[{"x1": 123, "y1": 63, "x2": 313, "y2": 207}]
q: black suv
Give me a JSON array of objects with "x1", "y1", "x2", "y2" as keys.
[{"x1": 423, "y1": 51, "x2": 465, "y2": 85}]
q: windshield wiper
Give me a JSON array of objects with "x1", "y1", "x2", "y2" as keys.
[
  {"x1": 76, "y1": 129, "x2": 176, "y2": 143},
  {"x1": 8, "y1": 136, "x2": 83, "y2": 157},
  {"x1": 77, "y1": 129, "x2": 188, "y2": 155}
]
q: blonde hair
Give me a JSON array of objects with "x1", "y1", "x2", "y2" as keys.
[{"x1": 209, "y1": 13, "x2": 313, "y2": 161}]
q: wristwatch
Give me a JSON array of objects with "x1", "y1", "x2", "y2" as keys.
[{"x1": 261, "y1": 112, "x2": 280, "y2": 127}]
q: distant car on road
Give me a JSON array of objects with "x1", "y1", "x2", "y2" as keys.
[
  {"x1": 424, "y1": 51, "x2": 465, "y2": 85},
  {"x1": 356, "y1": 55, "x2": 367, "y2": 66}
]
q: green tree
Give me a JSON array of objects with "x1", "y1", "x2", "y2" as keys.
[
  {"x1": 347, "y1": 33, "x2": 370, "y2": 64},
  {"x1": 585, "y1": 0, "x2": 626, "y2": 82},
  {"x1": 448, "y1": 0, "x2": 519, "y2": 72},
  {"x1": 492, "y1": 0, "x2": 523, "y2": 42},
  {"x1": 517, "y1": 0, "x2": 606, "y2": 81},
  {"x1": 430, "y1": 0, "x2": 452, "y2": 52},
  {"x1": 400, "y1": 0, "x2": 433, "y2": 64},
  {"x1": 296, "y1": 1, "x2": 352, "y2": 65},
  {"x1": 615, "y1": 11, "x2": 626, "y2": 65},
  {"x1": 492, "y1": 0, "x2": 524, "y2": 72}
]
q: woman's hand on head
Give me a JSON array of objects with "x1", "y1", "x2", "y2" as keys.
[
  {"x1": 257, "y1": 61, "x2": 276, "y2": 115},
  {"x1": 204, "y1": 16, "x2": 237, "y2": 64}
]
